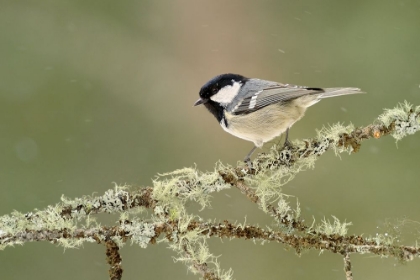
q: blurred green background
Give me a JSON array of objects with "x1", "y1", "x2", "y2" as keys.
[{"x1": 1, "y1": 1, "x2": 420, "y2": 279}]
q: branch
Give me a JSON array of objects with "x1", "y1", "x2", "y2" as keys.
[
  {"x1": 1, "y1": 220, "x2": 419, "y2": 260},
  {"x1": 343, "y1": 254, "x2": 353, "y2": 280},
  {"x1": 105, "y1": 240, "x2": 123, "y2": 280},
  {"x1": 0, "y1": 101, "x2": 419, "y2": 280}
]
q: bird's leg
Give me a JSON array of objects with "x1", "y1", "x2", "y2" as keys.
[
  {"x1": 244, "y1": 146, "x2": 257, "y2": 168},
  {"x1": 283, "y1": 127, "x2": 292, "y2": 147}
]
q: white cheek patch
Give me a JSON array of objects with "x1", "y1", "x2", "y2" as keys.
[
  {"x1": 210, "y1": 81, "x2": 242, "y2": 104},
  {"x1": 248, "y1": 90, "x2": 262, "y2": 109}
]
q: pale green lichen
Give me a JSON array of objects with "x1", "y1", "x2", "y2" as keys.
[
  {"x1": 315, "y1": 216, "x2": 352, "y2": 236},
  {"x1": 378, "y1": 101, "x2": 420, "y2": 141},
  {"x1": 171, "y1": 236, "x2": 233, "y2": 280},
  {"x1": 152, "y1": 166, "x2": 230, "y2": 212},
  {"x1": 243, "y1": 123, "x2": 355, "y2": 213},
  {"x1": 0, "y1": 212, "x2": 23, "y2": 235},
  {"x1": 121, "y1": 219, "x2": 155, "y2": 248},
  {"x1": 165, "y1": 212, "x2": 234, "y2": 280},
  {"x1": 57, "y1": 238, "x2": 89, "y2": 250},
  {"x1": 371, "y1": 232, "x2": 397, "y2": 246},
  {"x1": 379, "y1": 101, "x2": 413, "y2": 127},
  {"x1": 111, "y1": 235, "x2": 125, "y2": 248},
  {"x1": 246, "y1": 151, "x2": 316, "y2": 212},
  {"x1": 316, "y1": 123, "x2": 355, "y2": 154},
  {"x1": 101, "y1": 186, "x2": 131, "y2": 213},
  {"x1": 61, "y1": 184, "x2": 133, "y2": 215}
]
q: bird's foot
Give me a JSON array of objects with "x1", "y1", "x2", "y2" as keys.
[
  {"x1": 283, "y1": 139, "x2": 292, "y2": 149},
  {"x1": 244, "y1": 157, "x2": 253, "y2": 169}
]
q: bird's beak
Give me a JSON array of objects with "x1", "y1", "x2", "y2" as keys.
[{"x1": 193, "y1": 98, "x2": 205, "y2": 106}]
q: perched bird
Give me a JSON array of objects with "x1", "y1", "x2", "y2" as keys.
[{"x1": 194, "y1": 73, "x2": 363, "y2": 164}]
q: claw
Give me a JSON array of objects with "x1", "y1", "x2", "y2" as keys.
[
  {"x1": 244, "y1": 157, "x2": 253, "y2": 169},
  {"x1": 244, "y1": 146, "x2": 257, "y2": 169},
  {"x1": 283, "y1": 127, "x2": 292, "y2": 148}
]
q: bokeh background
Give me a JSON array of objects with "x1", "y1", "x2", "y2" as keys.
[{"x1": 1, "y1": 1, "x2": 420, "y2": 279}]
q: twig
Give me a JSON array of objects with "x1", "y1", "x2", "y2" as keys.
[
  {"x1": 343, "y1": 254, "x2": 353, "y2": 280},
  {"x1": 2, "y1": 220, "x2": 419, "y2": 261},
  {"x1": 181, "y1": 244, "x2": 221, "y2": 280},
  {"x1": 105, "y1": 240, "x2": 123, "y2": 280}
]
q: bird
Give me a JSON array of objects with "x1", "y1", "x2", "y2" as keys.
[{"x1": 194, "y1": 73, "x2": 364, "y2": 165}]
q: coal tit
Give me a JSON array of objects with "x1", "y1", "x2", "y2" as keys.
[{"x1": 194, "y1": 73, "x2": 363, "y2": 164}]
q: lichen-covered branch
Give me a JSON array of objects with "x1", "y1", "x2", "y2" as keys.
[
  {"x1": 105, "y1": 240, "x2": 123, "y2": 280},
  {"x1": 0, "y1": 101, "x2": 419, "y2": 280},
  {"x1": 1, "y1": 219, "x2": 419, "y2": 262},
  {"x1": 343, "y1": 254, "x2": 353, "y2": 280}
]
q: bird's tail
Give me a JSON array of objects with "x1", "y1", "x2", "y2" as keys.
[{"x1": 319, "y1": 87, "x2": 365, "y2": 99}]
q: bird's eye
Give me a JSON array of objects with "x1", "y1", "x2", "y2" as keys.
[{"x1": 212, "y1": 87, "x2": 218, "y2": 93}]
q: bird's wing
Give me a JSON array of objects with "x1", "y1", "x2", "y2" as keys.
[{"x1": 232, "y1": 84, "x2": 323, "y2": 115}]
